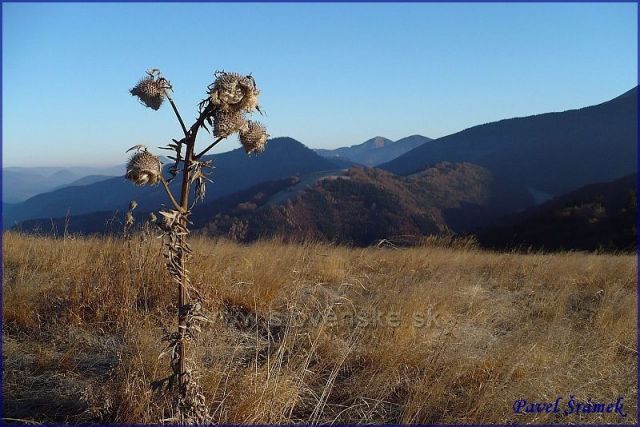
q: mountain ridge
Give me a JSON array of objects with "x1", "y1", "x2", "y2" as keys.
[
  {"x1": 381, "y1": 87, "x2": 638, "y2": 197},
  {"x1": 315, "y1": 134, "x2": 432, "y2": 166}
]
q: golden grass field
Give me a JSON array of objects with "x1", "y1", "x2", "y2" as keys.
[{"x1": 2, "y1": 231, "x2": 637, "y2": 424}]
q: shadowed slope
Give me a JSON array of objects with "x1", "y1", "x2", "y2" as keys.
[{"x1": 478, "y1": 173, "x2": 637, "y2": 251}]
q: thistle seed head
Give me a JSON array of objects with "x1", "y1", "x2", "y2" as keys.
[
  {"x1": 125, "y1": 211, "x2": 135, "y2": 228},
  {"x1": 235, "y1": 76, "x2": 260, "y2": 113},
  {"x1": 239, "y1": 121, "x2": 269, "y2": 154},
  {"x1": 126, "y1": 150, "x2": 162, "y2": 186},
  {"x1": 209, "y1": 72, "x2": 243, "y2": 107},
  {"x1": 130, "y1": 76, "x2": 169, "y2": 110},
  {"x1": 129, "y1": 200, "x2": 138, "y2": 211},
  {"x1": 208, "y1": 72, "x2": 260, "y2": 113},
  {"x1": 213, "y1": 109, "x2": 247, "y2": 138}
]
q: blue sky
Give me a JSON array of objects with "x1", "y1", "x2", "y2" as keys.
[{"x1": 2, "y1": 2, "x2": 637, "y2": 167}]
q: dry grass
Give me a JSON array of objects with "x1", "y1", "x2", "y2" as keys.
[{"x1": 2, "y1": 231, "x2": 636, "y2": 424}]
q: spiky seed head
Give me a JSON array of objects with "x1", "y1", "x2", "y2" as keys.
[
  {"x1": 126, "y1": 150, "x2": 162, "y2": 186},
  {"x1": 129, "y1": 200, "x2": 138, "y2": 211},
  {"x1": 208, "y1": 72, "x2": 260, "y2": 113},
  {"x1": 239, "y1": 121, "x2": 269, "y2": 154},
  {"x1": 125, "y1": 211, "x2": 135, "y2": 228},
  {"x1": 209, "y1": 72, "x2": 243, "y2": 108},
  {"x1": 130, "y1": 77, "x2": 168, "y2": 110},
  {"x1": 213, "y1": 109, "x2": 246, "y2": 138},
  {"x1": 148, "y1": 212, "x2": 157, "y2": 223},
  {"x1": 235, "y1": 76, "x2": 260, "y2": 113}
]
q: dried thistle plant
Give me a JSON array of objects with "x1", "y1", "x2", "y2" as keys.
[
  {"x1": 126, "y1": 147, "x2": 163, "y2": 186},
  {"x1": 130, "y1": 68, "x2": 172, "y2": 110},
  {"x1": 240, "y1": 121, "x2": 269, "y2": 154},
  {"x1": 126, "y1": 67, "x2": 267, "y2": 423}
]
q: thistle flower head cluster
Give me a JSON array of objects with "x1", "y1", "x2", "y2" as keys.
[
  {"x1": 207, "y1": 71, "x2": 269, "y2": 153},
  {"x1": 130, "y1": 69, "x2": 172, "y2": 110},
  {"x1": 208, "y1": 72, "x2": 259, "y2": 113},
  {"x1": 125, "y1": 149, "x2": 162, "y2": 186}
]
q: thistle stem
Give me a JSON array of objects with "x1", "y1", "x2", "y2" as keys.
[
  {"x1": 173, "y1": 101, "x2": 214, "y2": 399},
  {"x1": 165, "y1": 91, "x2": 189, "y2": 138},
  {"x1": 175, "y1": 126, "x2": 199, "y2": 398},
  {"x1": 195, "y1": 136, "x2": 224, "y2": 160},
  {"x1": 159, "y1": 177, "x2": 182, "y2": 211}
]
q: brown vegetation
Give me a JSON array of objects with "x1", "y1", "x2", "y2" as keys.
[
  {"x1": 2, "y1": 231, "x2": 636, "y2": 424},
  {"x1": 196, "y1": 163, "x2": 532, "y2": 245}
]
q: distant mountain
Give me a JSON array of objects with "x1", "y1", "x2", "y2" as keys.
[
  {"x1": 51, "y1": 175, "x2": 118, "y2": 191},
  {"x1": 611, "y1": 86, "x2": 638, "y2": 101},
  {"x1": 316, "y1": 135, "x2": 432, "y2": 166},
  {"x1": 4, "y1": 165, "x2": 125, "y2": 177},
  {"x1": 2, "y1": 169, "x2": 79, "y2": 203},
  {"x1": 4, "y1": 138, "x2": 343, "y2": 228},
  {"x1": 49, "y1": 169, "x2": 76, "y2": 182},
  {"x1": 191, "y1": 162, "x2": 531, "y2": 246},
  {"x1": 478, "y1": 174, "x2": 637, "y2": 252},
  {"x1": 2, "y1": 165, "x2": 124, "y2": 203},
  {"x1": 381, "y1": 87, "x2": 638, "y2": 198}
]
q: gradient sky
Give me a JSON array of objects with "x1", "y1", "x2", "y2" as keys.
[{"x1": 2, "y1": 2, "x2": 637, "y2": 167}]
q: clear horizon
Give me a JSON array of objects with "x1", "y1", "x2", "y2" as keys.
[{"x1": 2, "y1": 2, "x2": 637, "y2": 167}]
